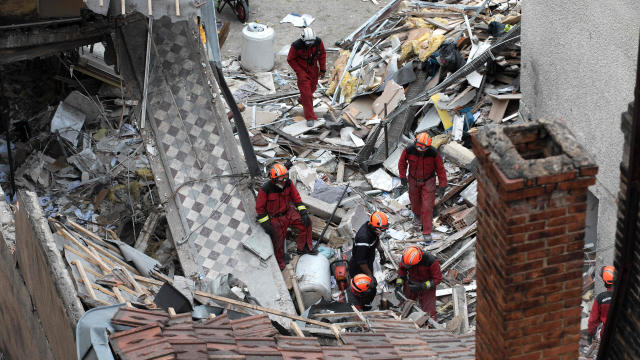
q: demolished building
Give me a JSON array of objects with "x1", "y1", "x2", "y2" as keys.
[{"x1": 0, "y1": 0, "x2": 639, "y2": 359}]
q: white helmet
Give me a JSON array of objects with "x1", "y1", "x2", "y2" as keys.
[{"x1": 301, "y1": 27, "x2": 316, "y2": 45}]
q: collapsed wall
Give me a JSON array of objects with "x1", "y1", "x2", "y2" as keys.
[
  {"x1": 0, "y1": 190, "x2": 84, "y2": 359},
  {"x1": 472, "y1": 119, "x2": 597, "y2": 359}
]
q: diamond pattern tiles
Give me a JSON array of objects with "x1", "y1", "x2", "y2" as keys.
[{"x1": 147, "y1": 18, "x2": 259, "y2": 277}]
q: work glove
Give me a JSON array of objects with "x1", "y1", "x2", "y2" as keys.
[
  {"x1": 260, "y1": 221, "x2": 274, "y2": 237},
  {"x1": 319, "y1": 70, "x2": 326, "y2": 78},
  {"x1": 587, "y1": 334, "x2": 594, "y2": 345},
  {"x1": 408, "y1": 280, "x2": 433, "y2": 292},
  {"x1": 436, "y1": 186, "x2": 445, "y2": 198},
  {"x1": 296, "y1": 204, "x2": 311, "y2": 227},
  {"x1": 400, "y1": 178, "x2": 408, "y2": 188},
  {"x1": 378, "y1": 251, "x2": 387, "y2": 265},
  {"x1": 284, "y1": 159, "x2": 293, "y2": 169},
  {"x1": 395, "y1": 278, "x2": 404, "y2": 289}
]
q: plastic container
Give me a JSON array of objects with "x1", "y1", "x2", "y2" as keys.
[
  {"x1": 295, "y1": 254, "x2": 331, "y2": 308},
  {"x1": 241, "y1": 23, "x2": 275, "y2": 72}
]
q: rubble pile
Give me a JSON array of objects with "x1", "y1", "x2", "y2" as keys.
[{"x1": 218, "y1": 0, "x2": 523, "y2": 331}]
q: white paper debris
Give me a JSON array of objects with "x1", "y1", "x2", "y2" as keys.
[
  {"x1": 280, "y1": 13, "x2": 315, "y2": 27},
  {"x1": 51, "y1": 101, "x2": 86, "y2": 146}
]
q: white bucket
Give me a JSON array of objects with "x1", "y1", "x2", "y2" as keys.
[
  {"x1": 295, "y1": 254, "x2": 331, "y2": 308},
  {"x1": 241, "y1": 23, "x2": 275, "y2": 72}
]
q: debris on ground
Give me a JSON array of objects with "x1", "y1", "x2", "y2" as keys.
[{"x1": 211, "y1": 0, "x2": 523, "y2": 331}]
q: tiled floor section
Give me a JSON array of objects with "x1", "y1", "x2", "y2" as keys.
[{"x1": 146, "y1": 17, "x2": 260, "y2": 277}]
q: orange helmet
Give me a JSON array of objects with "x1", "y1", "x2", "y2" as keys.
[
  {"x1": 269, "y1": 163, "x2": 289, "y2": 181},
  {"x1": 350, "y1": 274, "x2": 372, "y2": 293},
  {"x1": 601, "y1": 266, "x2": 615, "y2": 287},
  {"x1": 402, "y1": 246, "x2": 423, "y2": 267},
  {"x1": 415, "y1": 133, "x2": 432, "y2": 150},
  {"x1": 369, "y1": 211, "x2": 388, "y2": 230}
]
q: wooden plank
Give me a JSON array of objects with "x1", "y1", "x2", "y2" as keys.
[
  {"x1": 286, "y1": 263, "x2": 306, "y2": 314},
  {"x1": 194, "y1": 291, "x2": 345, "y2": 335},
  {"x1": 436, "y1": 175, "x2": 475, "y2": 207},
  {"x1": 452, "y1": 285, "x2": 470, "y2": 333},
  {"x1": 290, "y1": 321, "x2": 305, "y2": 337},
  {"x1": 135, "y1": 211, "x2": 161, "y2": 252},
  {"x1": 72, "y1": 261, "x2": 97, "y2": 300},
  {"x1": 488, "y1": 98, "x2": 509, "y2": 122},
  {"x1": 336, "y1": 160, "x2": 345, "y2": 183}
]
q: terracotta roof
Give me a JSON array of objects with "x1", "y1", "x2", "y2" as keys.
[{"x1": 108, "y1": 307, "x2": 476, "y2": 359}]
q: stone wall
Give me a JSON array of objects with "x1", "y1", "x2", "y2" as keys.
[{"x1": 473, "y1": 119, "x2": 597, "y2": 359}]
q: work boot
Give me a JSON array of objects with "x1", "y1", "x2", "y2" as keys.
[
  {"x1": 413, "y1": 215, "x2": 421, "y2": 229},
  {"x1": 423, "y1": 234, "x2": 433, "y2": 245},
  {"x1": 307, "y1": 119, "x2": 314, "y2": 127}
]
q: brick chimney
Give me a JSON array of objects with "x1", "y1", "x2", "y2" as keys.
[{"x1": 472, "y1": 119, "x2": 598, "y2": 359}]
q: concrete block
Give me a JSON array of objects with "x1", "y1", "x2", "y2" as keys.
[
  {"x1": 337, "y1": 204, "x2": 369, "y2": 239},
  {"x1": 300, "y1": 192, "x2": 346, "y2": 223}
]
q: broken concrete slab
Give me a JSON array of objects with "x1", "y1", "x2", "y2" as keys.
[
  {"x1": 383, "y1": 146, "x2": 404, "y2": 178},
  {"x1": 282, "y1": 119, "x2": 326, "y2": 136},
  {"x1": 460, "y1": 180, "x2": 477, "y2": 206},
  {"x1": 337, "y1": 204, "x2": 369, "y2": 239},
  {"x1": 300, "y1": 191, "x2": 346, "y2": 223},
  {"x1": 415, "y1": 106, "x2": 440, "y2": 134},
  {"x1": 365, "y1": 168, "x2": 395, "y2": 192},
  {"x1": 441, "y1": 142, "x2": 476, "y2": 171}
]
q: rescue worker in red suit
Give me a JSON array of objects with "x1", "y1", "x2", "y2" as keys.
[
  {"x1": 395, "y1": 246, "x2": 442, "y2": 320},
  {"x1": 398, "y1": 133, "x2": 447, "y2": 244},
  {"x1": 287, "y1": 27, "x2": 326, "y2": 127},
  {"x1": 256, "y1": 163, "x2": 313, "y2": 270},
  {"x1": 587, "y1": 266, "x2": 615, "y2": 345},
  {"x1": 339, "y1": 274, "x2": 376, "y2": 311}
]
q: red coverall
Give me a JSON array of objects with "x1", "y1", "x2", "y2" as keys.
[
  {"x1": 398, "y1": 144, "x2": 447, "y2": 235},
  {"x1": 588, "y1": 289, "x2": 612, "y2": 338},
  {"x1": 397, "y1": 252, "x2": 442, "y2": 320},
  {"x1": 255, "y1": 180, "x2": 312, "y2": 270},
  {"x1": 287, "y1": 38, "x2": 326, "y2": 121}
]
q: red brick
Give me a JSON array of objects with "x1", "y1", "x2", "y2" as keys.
[
  {"x1": 525, "y1": 319, "x2": 563, "y2": 335},
  {"x1": 547, "y1": 232, "x2": 584, "y2": 247},
  {"x1": 507, "y1": 215, "x2": 528, "y2": 226},
  {"x1": 579, "y1": 166, "x2": 598, "y2": 176},
  {"x1": 545, "y1": 270, "x2": 583, "y2": 285},
  {"x1": 526, "y1": 283, "x2": 564, "y2": 298},
  {"x1": 568, "y1": 202, "x2": 587, "y2": 214},
  {"x1": 547, "y1": 289, "x2": 581, "y2": 303},
  {"x1": 557, "y1": 177, "x2": 597, "y2": 190},
  {"x1": 525, "y1": 264, "x2": 564, "y2": 281},
  {"x1": 523, "y1": 301, "x2": 563, "y2": 317},
  {"x1": 536, "y1": 170, "x2": 577, "y2": 185},
  {"x1": 543, "y1": 307, "x2": 582, "y2": 322},
  {"x1": 502, "y1": 186, "x2": 546, "y2": 201},
  {"x1": 548, "y1": 214, "x2": 584, "y2": 226},
  {"x1": 528, "y1": 208, "x2": 566, "y2": 222},
  {"x1": 548, "y1": 251, "x2": 583, "y2": 266},
  {"x1": 566, "y1": 221, "x2": 585, "y2": 232},
  {"x1": 509, "y1": 221, "x2": 546, "y2": 235},
  {"x1": 542, "y1": 344, "x2": 578, "y2": 357},
  {"x1": 526, "y1": 249, "x2": 546, "y2": 261},
  {"x1": 510, "y1": 352, "x2": 543, "y2": 360},
  {"x1": 492, "y1": 162, "x2": 525, "y2": 191},
  {"x1": 526, "y1": 225, "x2": 566, "y2": 241}
]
